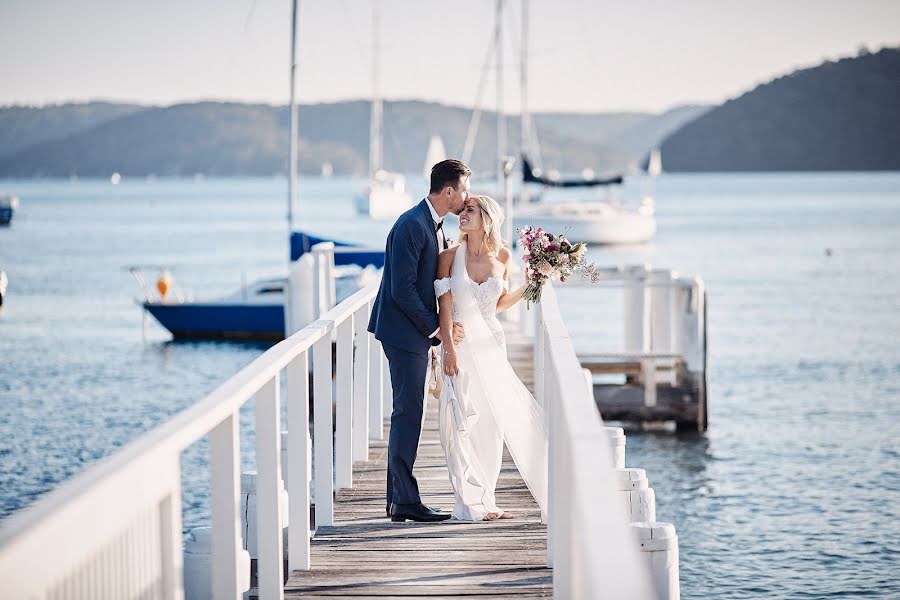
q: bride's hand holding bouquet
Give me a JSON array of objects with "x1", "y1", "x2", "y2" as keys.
[{"x1": 517, "y1": 226, "x2": 601, "y2": 306}]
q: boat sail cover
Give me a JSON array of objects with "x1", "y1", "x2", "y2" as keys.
[{"x1": 522, "y1": 155, "x2": 623, "y2": 188}]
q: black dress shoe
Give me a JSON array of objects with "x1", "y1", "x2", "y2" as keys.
[{"x1": 390, "y1": 502, "x2": 452, "y2": 522}]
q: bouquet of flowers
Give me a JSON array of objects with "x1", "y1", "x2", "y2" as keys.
[{"x1": 518, "y1": 225, "x2": 601, "y2": 306}]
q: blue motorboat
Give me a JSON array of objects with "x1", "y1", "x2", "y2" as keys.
[
  {"x1": 141, "y1": 276, "x2": 287, "y2": 340},
  {"x1": 0, "y1": 195, "x2": 19, "y2": 225},
  {"x1": 136, "y1": 231, "x2": 383, "y2": 341}
]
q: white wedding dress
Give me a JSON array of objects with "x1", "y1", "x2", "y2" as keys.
[{"x1": 433, "y1": 243, "x2": 548, "y2": 521}]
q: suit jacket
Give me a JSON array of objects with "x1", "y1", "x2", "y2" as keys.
[{"x1": 368, "y1": 199, "x2": 443, "y2": 353}]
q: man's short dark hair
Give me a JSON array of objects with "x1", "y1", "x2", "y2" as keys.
[{"x1": 430, "y1": 159, "x2": 471, "y2": 194}]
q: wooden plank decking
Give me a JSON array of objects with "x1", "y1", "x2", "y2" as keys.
[{"x1": 284, "y1": 323, "x2": 551, "y2": 598}]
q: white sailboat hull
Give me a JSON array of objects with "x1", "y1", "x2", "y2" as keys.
[
  {"x1": 354, "y1": 187, "x2": 413, "y2": 219},
  {"x1": 513, "y1": 201, "x2": 656, "y2": 245},
  {"x1": 355, "y1": 171, "x2": 413, "y2": 219}
]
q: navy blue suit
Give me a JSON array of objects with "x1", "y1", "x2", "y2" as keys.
[{"x1": 368, "y1": 199, "x2": 442, "y2": 505}]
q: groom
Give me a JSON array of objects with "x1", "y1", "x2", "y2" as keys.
[{"x1": 368, "y1": 159, "x2": 471, "y2": 522}]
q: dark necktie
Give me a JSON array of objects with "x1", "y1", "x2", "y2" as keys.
[{"x1": 435, "y1": 220, "x2": 448, "y2": 249}]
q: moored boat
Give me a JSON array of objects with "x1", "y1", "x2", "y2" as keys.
[
  {"x1": 0, "y1": 195, "x2": 19, "y2": 225},
  {"x1": 133, "y1": 231, "x2": 384, "y2": 341},
  {"x1": 512, "y1": 157, "x2": 656, "y2": 245},
  {"x1": 513, "y1": 199, "x2": 656, "y2": 245}
]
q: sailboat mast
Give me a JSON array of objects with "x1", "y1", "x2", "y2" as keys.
[
  {"x1": 495, "y1": 0, "x2": 506, "y2": 195},
  {"x1": 519, "y1": 0, "x2": 530, "y2": 206},
  {"x1": 287, "y1": 0, "x2": 299, "y2": 240},
  {"x1": 369, "y1": 1, "x2": 383, "y2": 179}
]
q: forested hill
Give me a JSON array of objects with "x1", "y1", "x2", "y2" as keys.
[{"x1": 660, "y1": 48, "x2": 900, "y2": 172}]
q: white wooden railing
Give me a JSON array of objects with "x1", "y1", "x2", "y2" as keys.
[
  {"x1": 0, "y1": 276, "x2": 386, "y2": 600},
  {"x1": 1, "y1": 267, "x2": 657, "y2": 599},
  {"x1": 536, "y1": 284, "x2": 655, "y2": 599}
]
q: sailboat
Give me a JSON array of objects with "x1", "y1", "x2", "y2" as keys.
[
  {"x1": 512, "y1": 156, "x2": 656, "y2": 245},
  {"x1": 354, "y1": 2, "x2": 413, "y2": 220},
  {"x1": 423, "y1": 135, "x2": 447, "y2": 181},
  {"x1": 355, "y1": 169, "x2": 413, "y2": 220},
  {"x1": 136, "y1": 0, "x2": 384, "y2": 341},
  {"x1": 467, "y1": 1, "x2": 656, "y2": 245}
]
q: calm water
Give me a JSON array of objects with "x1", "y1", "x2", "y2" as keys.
[{"x1": 1, "y1": 173, "x2": 898, "y2": 598}]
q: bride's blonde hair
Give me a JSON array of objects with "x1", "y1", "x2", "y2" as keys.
[{"x1": 459, "y1": 194, "x2": 505, "y2": 256}]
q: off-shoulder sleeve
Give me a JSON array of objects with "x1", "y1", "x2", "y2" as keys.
[{"x1": 434, "y1": 277, "x2": 452, "y2": 298}]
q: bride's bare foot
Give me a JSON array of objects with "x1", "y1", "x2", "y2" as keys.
[
  {"x1": 482, "y1": 512, "x2": 500, "y2": 521},
  {"x1": 499, "y1": 511, "x2": 513, "y2": 519}
]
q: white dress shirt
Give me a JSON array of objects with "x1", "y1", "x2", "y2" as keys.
[
  {"x1": 425, "y1": 198, "x2": 446, "y2": 251},
  {"x1": 426, "y1": 198, "x2": 445, "y2": 339}
]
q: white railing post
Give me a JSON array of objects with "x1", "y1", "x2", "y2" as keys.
[
  {"x1": 311, "y1": 242, "x2": 337, "y2": 318},
  {"x1": 546, "y1": 358, "x2": 557, "y2": 569},
  {"x1": 533, "y1": 302, "x2": 545, "y2": 408},
  {"x1": 335, "y1": 317, "x2": 354, "y2": 490},
  {"x1": 559, "y1": 425, "x2": 574, "y2": 600},
  {"x1": 313, "y1": 327, "x2": 334, "y2": 528},
  {"x1": 368, "y1": 328, "x2": 384, "y2": 441},
  {"x1": 210, "y1": 411, "x2": 246, "y2": 598},
  {"x1": 255, "y1": 375, "x2": 284, "y2": 600},
  {"x1": 624, "y1": 264, "x2": 651, "y2": 354},
  {"x1": 650, "y1": 269, "x2": 676, "y2": 388},
  {"x1": 649, "y1": 269, "x2": 674, "y2": 354},
  {"x1": 158, "y1": 460, "x2": 184, "y2": 600},
  {"x1": 286, "y1": 351, "x2": 311, "y2": 571},
  {"x1": 352, "y1": 306, "x2": 370, "y2": 461}
]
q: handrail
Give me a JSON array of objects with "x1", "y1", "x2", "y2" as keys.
[
  {"x1": 0, "y1": 277, "x2": 384, "y2": 600},
  {"x1": 538, "y1": 283, "x2": 654, "y2": 599}
]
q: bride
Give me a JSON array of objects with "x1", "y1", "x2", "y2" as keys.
[{"x1": 433, "y1": 195, "x2": 548, "y2": 522}]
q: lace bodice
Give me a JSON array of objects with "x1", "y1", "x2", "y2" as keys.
[{"x1": 434, "y1": 275, "x2": 508, "y2": 346}]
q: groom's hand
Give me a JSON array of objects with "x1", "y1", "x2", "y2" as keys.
[{"x1": 452, "y1": 322, "x2": 465, "y2": 344}]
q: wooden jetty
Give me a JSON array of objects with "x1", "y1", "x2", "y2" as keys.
[
  {"x1": 567, "y1": 266, "x2": 710, "y2": 432},
  {"x1": 0, "y1": 266, "x2": 660, "y2": 599},
  {"x1": 285, "y1": 323, "x2": 551, "y2": 598}
]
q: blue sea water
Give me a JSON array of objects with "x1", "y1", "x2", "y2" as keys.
[{"x1": 1, "y1": 173, "x2": 898, "y2": 598}]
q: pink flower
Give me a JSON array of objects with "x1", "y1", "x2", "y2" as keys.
[
  {"x1": 522, "y1": 253, "x2": 531, "y2": 262},
  {"x1": 537, "y1": 261, "x2": 553, "y2": 276},
  {"x1": 559, "y1": 254, "x2": 570, "y2": 265}
]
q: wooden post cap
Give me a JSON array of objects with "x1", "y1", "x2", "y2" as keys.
[
  {"x1": 615, "y1": 468, "x2": 649, "y2": 490},
  {"x1": 629, "y1": 521, "x2": 678, "y2": 551}
]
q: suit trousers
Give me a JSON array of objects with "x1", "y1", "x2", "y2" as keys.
[{"x1": 382, "y1": 341, "x2": 429, "y2": 505}]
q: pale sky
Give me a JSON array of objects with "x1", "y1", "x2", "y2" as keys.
[{"x1": 1, "y1": 0, "x2": 898, "y2": 113}]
